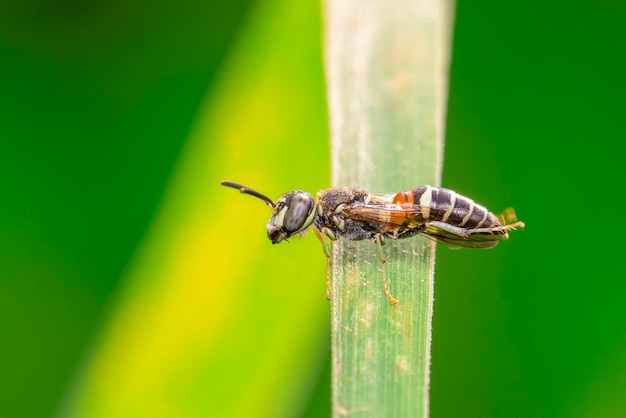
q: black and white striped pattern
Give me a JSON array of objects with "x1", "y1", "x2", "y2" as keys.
[{"x1": 413, "y1": 186, "x2": 500, "y2": 229}]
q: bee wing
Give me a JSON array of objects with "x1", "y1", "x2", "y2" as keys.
[
  {"x1": 345, "y1": 204, "x2": 426, "y2": 229},
  {"x1": 346, "y1": 202, "x2": 510, "y2": 249}
]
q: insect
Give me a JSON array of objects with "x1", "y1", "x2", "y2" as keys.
[{"x1": 221, "y1": 180, "x2": 524, "y2": 305}]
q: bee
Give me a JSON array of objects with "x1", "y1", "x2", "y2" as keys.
[{"x1": 221, "y1": 180, "x2": 524, "y2": 305}]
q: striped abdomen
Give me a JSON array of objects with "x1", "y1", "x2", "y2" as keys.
[{"x1": 393, "y1": 185, "x2": 500, "y2": 229}]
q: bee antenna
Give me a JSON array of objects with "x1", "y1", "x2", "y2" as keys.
[{"x1": 221, "y1": 180, "x2": 276, "y2": 209}]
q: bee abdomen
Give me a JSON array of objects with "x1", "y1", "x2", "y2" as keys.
[{"x1": 411, "y1": 186, "x2": 499, "y2": 228}]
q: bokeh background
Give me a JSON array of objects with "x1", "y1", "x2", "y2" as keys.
[{"x1": 1, "y1": 0, "x2": 625, "y2": 417}]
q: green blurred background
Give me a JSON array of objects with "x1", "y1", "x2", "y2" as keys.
[{"x1": 1, "y1": 0, "x2": 624, "y2": 417}]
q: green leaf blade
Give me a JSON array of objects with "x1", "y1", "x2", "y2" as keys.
[{"x1": 324, "y1": 0, "x2": 454, "y2": 416}]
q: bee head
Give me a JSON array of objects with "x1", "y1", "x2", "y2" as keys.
[
  {"x1": 266, "y1": 191, "x2": 316, "y2": 244},
  {"x1": 221, "y1": 181, "x2": 316, "y2": 244}
]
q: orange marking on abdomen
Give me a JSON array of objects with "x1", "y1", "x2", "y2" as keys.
[
  {"x1": 389, "y1": 191, "x2": 415, "y2": 227},
  {"x1": 392, "y1": 191, "x2": 414, "y2": 205}
]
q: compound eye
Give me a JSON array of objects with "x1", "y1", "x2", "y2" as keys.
[{"x1": 283, "y1": 193, "x2": 314, "y2": 233}]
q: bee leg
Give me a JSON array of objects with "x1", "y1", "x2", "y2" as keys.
[
  {"x1": 314, "y1": 227, "x2": 334, "y2": 300},
  {"x1": 467, "y1": 221, "x2": 526, "y2": 235},
  {"x1": 374, "y1": 234, "x2": 399, "y2": 306},
  {"x1": 373, "y1": 233, "x2": 387, "y2": 263},
  {"x1": 497, "y1": 207, "x2": 522, "y2": 225},
  {"x1": 425, "y1": 221, "x2": 471, "y2": 238},
  {"x1": 427, "y1": 219, "x2": 525, "y2": 239}
]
